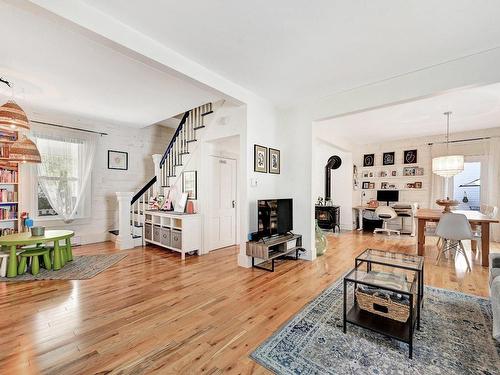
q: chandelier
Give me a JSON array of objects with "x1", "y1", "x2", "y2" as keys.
[{"x1": 432, "y1": 112, "x2": 464, "y2": 178}]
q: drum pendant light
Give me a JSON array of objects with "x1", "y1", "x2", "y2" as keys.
[
  {"x1": 432, "y1": 111, "x2": 464, "y2": 212},
  {"x1": 432, "y1": 112, "x2": 464, "y2": 178},
  {"x1": 1, "y1": 77, "x2": 40, "y2": 163},
  {"x1": 9, "y1": 135, "x2": 42, "y2": 163},
  {"x1": 0, "y1": 78, "x2": 30, "y2": 131}
]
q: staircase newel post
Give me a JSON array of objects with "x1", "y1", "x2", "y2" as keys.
[
  {"x1": 115, "y1": 192, "x2": 135, "y2": 250},
  {"x1": 152, "y1": 154, "x2": 162, "y2": 195}
]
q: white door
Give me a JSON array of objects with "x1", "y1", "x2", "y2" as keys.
[{"x1": 207, "y1": 156, "x2": 237, "y2": 251}]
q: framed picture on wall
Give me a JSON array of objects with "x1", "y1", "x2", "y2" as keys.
[
  {"x1": 108, "y1": 150, "x2": 128, "y2": 170},
  {"x1": 269, "y1": 148, "x2": 280, "y2": 174},
  {"x1": 404, "y1": 149, "x2": 418, "y2": 164},
  {"x1": 363, "y1": 154, "x2": 375, "y2": 167},
  {"x1": 254, "y1": 144, "x2": 268, "y2": 173},
  {"x1": 362, "y1": 182, "x2": 370, "y2": 189},
  {"x1": 182, "y1": 171, "x2": 197, "y2": 199},
  {"x1": 383, "y1": 152, "x2": 395, "y2": 165}
]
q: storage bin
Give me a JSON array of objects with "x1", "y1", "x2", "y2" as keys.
[
  {"x1": 153, "y1": 225, "x2": 161, "y2": 243},
  {"x1": 160, "y1": 227, "x2": 171, "y2": 247},
  {"x1": 171, "y1": 229, "x2": 182, "y2": 249},
  {"x1": 144, "y1": 223, "x2": 152, "y2": 240},
  {"x1": 355, "y1": 288, "x2": 413, "y2": 323}
]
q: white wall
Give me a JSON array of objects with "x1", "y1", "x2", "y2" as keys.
[
  {"x1": 20, "y1": 121, "x2": 174, "y2": 245},
  {"x1": 312, "y1": 139, "x2": 353, "y2": 230}
]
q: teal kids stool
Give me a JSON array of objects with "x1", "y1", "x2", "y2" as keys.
[{"x1": 18, "y1": 248, "x2": 52, "y2": 276}]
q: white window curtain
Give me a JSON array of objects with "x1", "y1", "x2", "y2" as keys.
[
  {"x1": 32, "y1": 126, "x2": 98, "y2": 223},
  {"x1": 486, "y1": 138, "x2": 500, "y2": 242}
]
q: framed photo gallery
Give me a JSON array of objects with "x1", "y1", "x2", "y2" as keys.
[{"x1": 254, "y1": 145, "x2": 280, "y2": 174}]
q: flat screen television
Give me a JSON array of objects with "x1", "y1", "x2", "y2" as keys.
[
  {"x1": 377, "y1": 190, "x2": 399, "y2": 205},
  {"x1": 258, "y1": 199, "x2": 293, "y2": 237}
]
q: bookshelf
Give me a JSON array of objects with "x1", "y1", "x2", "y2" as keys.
[{"x1": 0, "y1": 130, "x2": 20, "y2": 236}]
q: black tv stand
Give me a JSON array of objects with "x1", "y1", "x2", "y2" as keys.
[{"x1": 246, "y1": 234, "x2": 303, "y2": 272}]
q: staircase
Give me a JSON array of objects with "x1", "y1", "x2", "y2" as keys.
[{"x1": 110, "y1": 102, "x2": 213, "y2": 249}]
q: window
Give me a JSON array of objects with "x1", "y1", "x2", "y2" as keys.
[
  {"x1": 452, "y1": 161, "x2": 481, "y2": 211},
  {"x1": 35, "y1": 135, "x2": 92, "y2": 220}
]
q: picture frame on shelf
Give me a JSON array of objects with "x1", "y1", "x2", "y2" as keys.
[
  {"x1": 363, "y1": 154, "x2": 375, "y2": 167},
  {"x1": 415, "y1": 167, "x2": 424, "y2": 176},
  {"x1": 381, "y1": 182, "x2": 389, "y2": 189},
  {"x1": 414, "y1": 181, "x2": 422, "y2": 189},
  {"x1": 404, "y1": 149, "x2": 418, "y2": 164},
  {"x1": 362, "y1": 182, "x2": 370, "y2": 189},
  {"x1": 403, "y1": 167, "x2": 416, "y2": 176},
  {"x1": 391, "y1": 170, "x2": 397, "y2": 177},
  {"x1": 383, "y1": 152, "x2": 395, "y2": 166},
  {"x1": 174, "y1": 192, "x2": 189, "y2": 213},
  {"x1": 182, "y1": 171, "x2": 197, "y2": 200},
  {"x1": 368, "y1": 182, "x2": 375, "y2": 189},
  {"x1": 254, "y1": 144, "x2": 268, "y2": 173},
  {"x1": 379, "y1": 170, "x2": 387, "y2": 177},
  {"x1": 108, "y1": 150, "x2": 128, "y2": 170},
  {"x1": 268, "y1": 148, "x2": 280, "y2": 174}
]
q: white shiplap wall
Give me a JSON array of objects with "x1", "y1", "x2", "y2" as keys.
[{"x1": 20, "y1": 122, "x2": 174, "y2": 245}]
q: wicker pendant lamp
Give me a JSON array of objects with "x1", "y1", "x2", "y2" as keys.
[
  {"x1": 0, "y1": 100, "x2": 30, "y2": 131},
  {"x1": 9, "y1": 135, "x2": 41, "y2": 163},
  {"x1": 1, "y1": 77, "x2": 41, "y2": 163}
]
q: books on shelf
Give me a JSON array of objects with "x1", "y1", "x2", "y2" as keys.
[
  {"x1": 0, "y1": 169, "x2": 18, "y2": 183},
  {"x1": 0, "y1": 131, "x2": 16, "y2": 143},
  {"x1": 0, "y1": 206, "x2": 17, "y2": 220},
  {"x1": 0, "y1": 189, "x2": 17, "y2": 202},
  {"x1": 0, "y1": 144, "x2": 10, "y2": 158}
]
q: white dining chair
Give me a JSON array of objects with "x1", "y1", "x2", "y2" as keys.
[
  {"x1": 472, "y1": 205, "x2": 498, "y2": 248},
  {"x1": 435, "y1": 213, "x2": 473, "y2": 272},
  {"x1": 373, "y1": 206, "x2": 400, "y2": 236}
]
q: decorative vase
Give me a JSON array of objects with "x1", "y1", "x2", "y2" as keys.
[{"x1": 315, "y1": 220, "x2": 327, "y2": 256}]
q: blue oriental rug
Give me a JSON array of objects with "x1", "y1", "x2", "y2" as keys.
[{"x1": 251, "y1": 279, "x2": 500, "y2": 374}]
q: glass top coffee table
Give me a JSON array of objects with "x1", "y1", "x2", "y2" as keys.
[
  {"x1": 355, "y1": 248, "x2": 424, "y2": 323},
  {"x1": 343, "y1": 266, "x2": 418, "y2": 358}
]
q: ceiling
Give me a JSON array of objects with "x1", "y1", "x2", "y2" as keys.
[
  {"x1": 316, "y1": 82, "x2": 500, "y2": 145},
  {"x1": 0, "y1": 1, "x2": 221, "y2": 128},
  {"x1": 81, "y1": 0, "x2": 500, "y2": 106}
]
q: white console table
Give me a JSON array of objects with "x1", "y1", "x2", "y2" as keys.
[{"x1": 144, "y1": 211, "x2": 202, "y2": 259}]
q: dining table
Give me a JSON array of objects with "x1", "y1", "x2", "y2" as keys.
[
  {"x1": 415, "y1": 209, "x2": 498, "y2": 267},
  {"x1": 0, "y1": 230, "x2": 74, "y2": 277}
]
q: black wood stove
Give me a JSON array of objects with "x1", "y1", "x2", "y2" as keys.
[
  {"x1": 315, "y1": 205, "x2": 341, "y2": 232},
  {"x1": 315, "y1": 155, "x2": 342, "y2": 232}
]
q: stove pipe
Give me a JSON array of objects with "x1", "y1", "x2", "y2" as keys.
[{"x1": 325, "y1": 155, "x2": 342, "y2": 201}]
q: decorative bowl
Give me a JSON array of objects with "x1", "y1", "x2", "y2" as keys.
[
  {"x1": 31, "y1": 226, "x2": 45, "y2": 236},
  {"x1": 436, "y1": 199, "x2": 459, "y2": 213}
]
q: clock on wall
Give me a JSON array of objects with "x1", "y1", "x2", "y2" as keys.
[
  {"x1": 404, "y1": 149, "x2": 417, "y2": 164},
  {"x1": 363, "y1": 154, "x2": 375, "y2": 167}
]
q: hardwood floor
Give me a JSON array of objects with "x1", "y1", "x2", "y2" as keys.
[{"x1": 0, "y1": 231, "x2": 498, "y2": 374}]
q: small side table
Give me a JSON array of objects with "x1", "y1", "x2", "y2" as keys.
[{"x1": 355, "y1": 248, "x2": 424, "y2": 329}]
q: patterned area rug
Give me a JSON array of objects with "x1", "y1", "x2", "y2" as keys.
[
  {"x1": 251, "y1": 279, "x2": 500, "y2": 374},
  {"x1": 0, "y1": 254, "x2": 127, "y2": 281}
]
